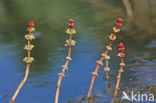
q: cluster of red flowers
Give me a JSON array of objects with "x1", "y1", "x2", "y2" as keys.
[
  {"x1": 28, "y1": 20, "x2": 35, "y2": 27},
  {"x1": 68, "y1": 19, "x2": 74, "y2": 28},
  {"x1": 118, "y1": 42, "x2": 125, "y2": 57},
  {"x1": 27, "y1": 20, "x2": 35, "y2": 32},
  {"x1": 114, "y1": 18, "x2": 124, "y2": 56},
  {"x1": 114, "y1": 18, "x2": 123, "y2": 34}
]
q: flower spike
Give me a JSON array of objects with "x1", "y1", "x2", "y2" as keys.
[
  {"x1": 55, "y1": 19, "x2": 77, "y2": 103},
  {"x1": 114, "y1": 42, "x2": 126, "y2": 98},
  {"x1": 66, "y1": 19, "x2": 76, "y2": 35},
  {"x1": 10, "y1": 20, "x2": 36, "y2": 103},
  {"x1": 87, "y1": 18, "x2": 123, "y2": 99}
]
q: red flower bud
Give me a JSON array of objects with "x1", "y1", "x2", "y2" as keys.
[
  {"x1": 121, "y1": 54, "x2": 125, "y2": 57},
  {"x1": 115, "y1": 23, "x2": 122, "y2": 27},
  {"x1": 68, "y1": 23, "x2": 74, "y2": 28},
  {"x1": 118, "y1": 48, "x2": 122, "y2": 51},
  {"x1": 118, "y1": 47, "x2": 125, "y2": 52},
  {"x1": 121, "y1": 47, "x2": 125, "y2": 51},
  {"x1": 28, "y1": 20, "x2": 34, "y2": 27},
  {"x1": 118, "y1": 42, "x2": 124, "y2": 48},
  {"x1": 116, "y1": 18, "x2": 123, "y2": 23},
  {"x1": 69, "y1": 19, "x2": 74, "y2": 23},
  {"x1": 27, "y1": 27, "x2": 31, "y2": 32},
  {"x1": 115, "y1": 30, "x2": 120, "y2": 34}
]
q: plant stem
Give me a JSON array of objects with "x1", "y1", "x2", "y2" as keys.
[
  {"x1": 10, "y1": 31, "x2": 32, "y2": 103},
  {"x1": 114, "y1": 51, "x2": 124, "y2": 98},
  {"x1": 55, "y1": 35, "x2": 72, "y2": 103},
  {"x1": 87, "y1": 35, "x2": 116, "y2": 99},
  {"x1": 87, "y1": 18, "x2": 123, "y2": 99}
]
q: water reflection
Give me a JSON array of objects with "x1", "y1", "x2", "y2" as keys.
[{"x1": 0, "y1": 0, "x2": 156, "y2": 103}]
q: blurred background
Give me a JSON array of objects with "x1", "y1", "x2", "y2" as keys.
[{"x1": 0, "y1": 0, "x2": 156, "y2": 103}]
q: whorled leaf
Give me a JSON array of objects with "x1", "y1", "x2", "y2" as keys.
[
  {"x1": 108, "y1": 33, "x2": 116, "y2": 40},
  {"x1": 66, "y1": 39, "x2": 76, "y2": 46},
  {"x1": 23, "y1": 44, "x2": 34, "y2": 51},
  {"x1": 66, "y1": 28, "x2": 76, "y2": 35},
  {"x1": 23, "y1": 57, "x2": 34, "y2": 63},
  {"x1": 25, "y1": 34, "x2": 35, "y2": 40}
]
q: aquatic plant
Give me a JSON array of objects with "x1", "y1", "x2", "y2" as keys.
[
  {"x1": 87, "y1": 18, "x2": 123, "y2": 99},
  {"x1": 55, "y1": 19, "x2": 76, "y2": 103},
  {"x1": 114, "y1": 42, "x2": 126, "y2": 98},
  {"x1": 104, "y1": 56, "x2": 114, "y2": 97},
  {"x1": 10, "y1": 20, "x2": 36, "y2": 103}
]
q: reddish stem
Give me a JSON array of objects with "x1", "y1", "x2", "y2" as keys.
[
  {"x1": 114, "y1": 51, "x2": 125, "y2": 98},
  {"x1": 87, "y1": 35, "x2": 117, "y2": 99},
  {"x1": 55, "y1": 34, "x2": 73, "y2": 103},
  {"x1": 87, "y1": 18, "x2": 123, "y2": 99},
  {"x1": 10, "y1": 30, "x2": 32, "y2": 103}
]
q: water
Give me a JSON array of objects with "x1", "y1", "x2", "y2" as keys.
[{"x1": 0, "y1": 0, "x2": 156, "y2": 103}]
